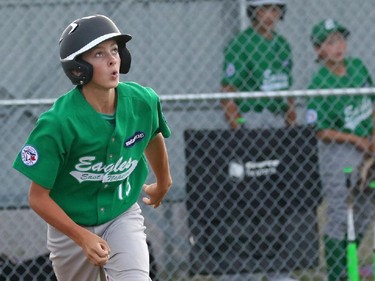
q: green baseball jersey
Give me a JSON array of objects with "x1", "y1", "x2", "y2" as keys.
[
  {"x1": 306, "y1": 58, "x2": 373, "y2": 137},
  {"x1": 221, "y1": 27, "x2": 293, "y2": 113},
  {"x1": 13, "y1": 82, "x2": 171, "y2": 226}
]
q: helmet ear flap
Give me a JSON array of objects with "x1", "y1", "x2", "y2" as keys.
[
  {"x1": 61, "y1": 59, "x2": 93, "y2": 85},
  {"x1": 246, "y1": 5, "x2": 255, "y2": 19},
  {"x1": 279, "y1": 5, "x2": 286, "y2": 20},
  {"x1": 119, "y1": 46, "x2": 131, "y2": 74}
]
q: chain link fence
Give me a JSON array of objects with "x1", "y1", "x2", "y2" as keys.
[{"x1": 1, "y1": 0, "x2": 375, "y2": 280}]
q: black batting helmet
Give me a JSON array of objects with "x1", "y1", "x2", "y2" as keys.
[{"x1": 59, "y1": 14, "x2": 132, "y2": 85}]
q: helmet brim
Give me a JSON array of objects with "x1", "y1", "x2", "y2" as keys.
[{"x1": 248, "y1": 0, "x2": 286, "y2": 6}]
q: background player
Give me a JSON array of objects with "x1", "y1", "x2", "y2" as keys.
[
  {"x1": 219, "y1": 2, "x2": 297, "y2": 280},
  {"x1": 13, "y1": 14, "x2": 172, "y2": 281},
  {"x1": 221, "y1": 0, "x2": 295, "y2": 130},
  {"x1": 306, "y1": 18, "x2": 375, "y2": 281}
]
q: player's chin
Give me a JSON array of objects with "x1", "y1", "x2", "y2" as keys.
[{"x1": 105, "y1": 80, "x2": 119, "y2": 89}]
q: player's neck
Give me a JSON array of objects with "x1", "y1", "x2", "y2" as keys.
[
  {"x1": 81, "y1": 87, "x2": 117, "y2": 114},
  {"x1": 325, "y1": 60, "x2": 347, "y2": 77},
  {"x1": 253, "y1": 22, "x2": 275, "y2": 40}
]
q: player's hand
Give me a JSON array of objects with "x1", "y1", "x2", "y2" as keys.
[
  {"x1": 142, "y1": 182, "x2": 171, "y2": 208},
  {"x1": 357, "y1": 137, "x2": 375, "y2": 155},
  {"x1": 80, "y1": 230, "x2": 111, "y2": 266},
  {"x1": 353, "y1": 136, "x2": 371, "y2": 153}
]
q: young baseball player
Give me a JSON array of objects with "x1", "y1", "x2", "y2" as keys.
[
  {"x1": 13, "y1": 14, "x2": 172, "y2": 281},
  {"x1": 306, "y1": 18, "x2": 374, "y2": 281},
  {"x1": 221, "y1": 0, "x2": 295, "y2": 130},
  {"x1": 220, "y1": 2, "x2": 297, "y2": 281}
]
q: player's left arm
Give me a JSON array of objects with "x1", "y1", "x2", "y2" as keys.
[
  {"x1": 366, "y1": 72, "x2": 375, "y2": 153},
  {"x1": 369, "y1": 107, "x2": 375, "y2": 154},
  {"x1": 142, "y1": 133, "x2": 172, "y2": 208}
]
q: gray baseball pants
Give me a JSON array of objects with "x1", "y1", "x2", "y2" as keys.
[
  {"x1": 318, "y1": 141, "x2": 374, "y2": 240},
  {"x1": 47, "y1": 203, "x2": 151, "y2": 281}
]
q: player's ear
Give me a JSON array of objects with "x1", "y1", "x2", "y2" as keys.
[
  {"x1": 314, "y1": 45, "x2": 324, "y2": 61},
  {"x1": 71, "y1": 69, "x2": 83, "y2": 77},
  {"x1": 61, "y1": 59, "x2": 93, "y2": 85}
]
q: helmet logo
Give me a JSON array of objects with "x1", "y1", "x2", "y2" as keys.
[
  {"x1": 68, "y1": 22, "x2": 78, "y2": 35},
  {"x1": 324, "y1": 19, "x2": 336, "y2": 30}
]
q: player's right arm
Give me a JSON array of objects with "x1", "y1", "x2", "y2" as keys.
[
  {"x1": 221, "y1": 84, "x2": 242, "y2": 130},
  {"x1": 28, "y1": 181, "x2": 110, "y2": 266},
  {"x1": 221, "y1": 35, "x2": 245, "y2": 130}
]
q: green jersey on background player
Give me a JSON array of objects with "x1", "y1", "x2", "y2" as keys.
[
  {"x1": 306, "y1": 18, "x2": 375, "y2": 281},
  {"x1": 307, "y1": 57, "x2": 373, "y2": 137},
  {"x1": 218, "y1": 2, "x2": 298, "y2": 281},
  {"x1": 13, "y1": 15, "x2": 172, "y2": 281},
  {"x1": 221, "y1": 0, "x2": 295, "y2": 130}
]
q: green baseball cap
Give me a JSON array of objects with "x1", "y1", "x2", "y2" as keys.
[{"x1": 310, "y1": 19, "x2": 350, "y2": 46}]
